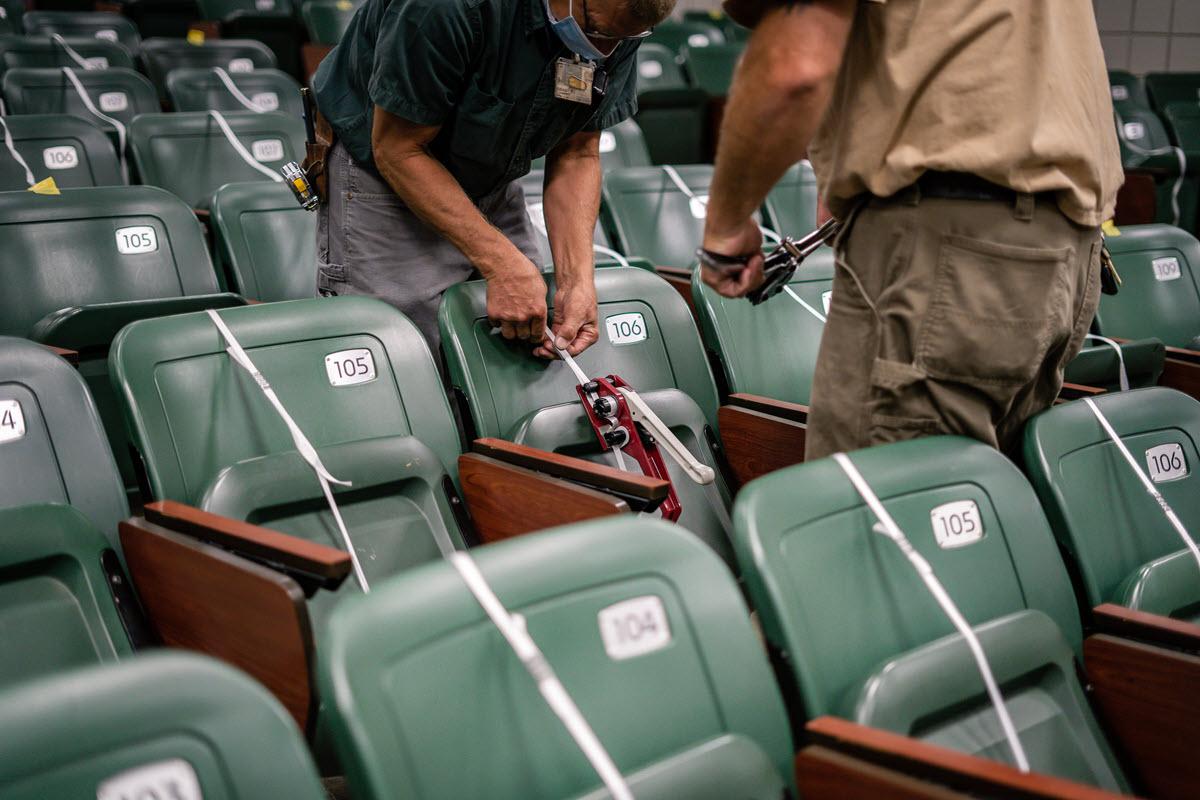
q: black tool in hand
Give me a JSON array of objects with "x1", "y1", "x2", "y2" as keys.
[{"x1": 747, "y1": 218, "x2": 841, "y2": 305}]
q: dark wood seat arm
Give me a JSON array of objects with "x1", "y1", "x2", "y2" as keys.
[
  {"x1": 1161, "y1": 349, "x2": 1200, "y2": 399},
  {"x1": 719, "y1": 397, "x2": 807, "y2": 488},
  {"x1": 803, "y1": 717, "x2": 1130, "y2": 800},
  {"x1": 41, "y1": 344, "x2": 79, "y2": 365},
  {"x1": 471, "y1": 438, "x2": 669, "y2": 512},
  {"x1": 1092, "y1": 603, "x2": 1200, "y2": 653},
  {"x1": 144, "y1": 500, "x2": 351, "y2": 595},
  {"x1": 459, "y1": 453, "x2": 633, "y2": 544},
  {"x1": 1059, "y1": 382, "x2": 1106, "y2": 400},
  {"x1": 726, "y1": 393, "x2": 809, "y2": 423}
]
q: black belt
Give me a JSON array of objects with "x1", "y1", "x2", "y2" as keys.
[{"x1": 895, "y1": 171, "x2": 1041, "y2": 203}]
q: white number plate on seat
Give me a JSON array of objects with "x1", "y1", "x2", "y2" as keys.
[
  {"x1": 821, "y1": 290, "x2": 832, "y2": 315},
  {"x1": 599, "y1": 130, "x2": 616, "y2": 153},
  {"x1": 598, "y1": 595, "x2": 671, "y2": 660},
  {"x1": 0, "y1": 399, "x2": 25, "y2": 444},
  {"x1": 638, "y1": 60, "x2": 663, "y2": 79},
  {"x1": 85, "y1": 56, "x2": 109, "y2": 69},
  {"x1": 96, "y1": 758, "x2": 203, "y2": 800},
  {"x1": 605, "y1": 312, "x2": 646, "y2": 345},
  {"x1": 43, "y1": 145, "x2": 78, "y2": 170},
  {"x1": 1146, "y1": 443, "x2": 1187, "y2": 483},
  {"x1": 99, "y1": 91, "x2": 128, "y2": 112},
  {"x1": 115, "y1": 226, "x2": 158, "y2": 254},
  {"x1": 228, "y1": 58, "x2": 254, "y2": 72},
  {"x1": 1122, "y1": 121, "x2": 1145, "y2": 140},
  {"x1": 251, "y1": 139, "x2": 284, "y2": 162},
  {"x1": 1152, "y1": 256, "x2": 1181, "y2": 282},
  {"x1": 324, "y1": 348, "x2": 376, "y2": 386},
  {"x1": 930, "y1": 499, "x2": 984, "y2": 549},
  {"x1": 1111, "y1": 85, "x2": 1129, "y2": 101},
  {"x1": 95, "y1": 28, "x2": 118, "y2": 41},
  {"x1": 251, "y1": 91, "x2": 279, "y2": 111}
]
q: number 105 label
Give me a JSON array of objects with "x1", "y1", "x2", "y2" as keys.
[
  {"x1": 930, "y1": 500, "x2": 984, "y2": 549},
  {"x1": 605, "y1": 312, "x2": 647, "y2": 345},
  {"x1": 1145, "y1": 443, "x2": 1187, "y2": 483},
  {"x1": 597, "y1": 595, "x2": 671, "y2": 660},
  {"x1": 325, "y1": 348, "x2": 376, "y2": 387}
]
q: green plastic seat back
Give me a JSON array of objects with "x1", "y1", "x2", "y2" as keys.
[
  {"x1": 518, "y1": 169, "x2": 611, "y2": 267},
  {"x1": 598, "y1": 117, "x2": 651, "y2": 170},
  {"x1": 129, "y1": 110, "x2": 304, "y2": 208},
  {"x1": 1163, "y1": 101, "x2": 1200, "y2": 162},
  {"x1": 1113, "y1": 104, "x2": 1176, "y2": 168},
  {"x1": 0, "y1": 0, "x2": 22, "y2": 33},
  {"x1": 211, "y1": 181, "x2": 316, "y2": 300},
  {"x1": 0, "y1": 113, "x2": 121, "y2": 190},
  {"x1": 764, "y1": 160, "x2": 819, "y2": 236},
  {"x1": 1108, "y1": 69, "x2": 1149, "y2": 109},
  {"x1": 1097, "y1": 224, "x2": 1200, "y2": 349},
  {"x1": 646, "y1": 20, "x2": 724, "y2": 55},
  {"x1": 1063, "y1": 336, "x2": 1165, "y2": 392},
  {"x1": 301, "y1": 0, "x2": 358, "y2": 45},
  {"x1": 1023, "y1": 387, "x2": 1200, "y2": 622},
  {"x1": 0, "y1": 504, "x2": 133, "y2": 689},
  {"x1": 691, "y1": 249, "x2": 833, "y2": 402},
  {"x1": 0, "y1": 35, "x2": 133, "y2": 78},
  {"x1": 2, "y1": 66, "x2": 158, "y2": 132},
  {"x1": 198, "y1": 0, "x2": 295, "y2": 19},
  {"x1": 632, "y1": 45, "x2": 707, "y2": 164},
  {"x1": 683, "y1": 10, "x2": 749, "y2": 42},
  {"x1": 733, "y1": 437, "x2": 1125, "y2": 789},
  {"x1": 111, "y1": 297, "x2": 466, "y2": 627},
  {"x1": 139, "y1": 37, "x2": 276, "y2": 101},
  {"x1": 165, "y1": 66, "x2": 302, "y2": 116},
  {"x1": 319, "y1": 517, "x2": 794, "y2": 800},
  {"x1": 440, "y1": 270, "x2": 734, "y2": 561},
  {"x1": 20, "y1": 11, "x2": 142, "y2": 52},
  {"x1": 0, "y1": 652, "x2": 327, "y2": 800},
  {"x1": 681, "y1": 42, "x2": 741, "y2": 95},
  {"x1": 634, "y1": 43, "x2": 688, "y2": 92},
  {"x1": 1144, "y1": 71, "x2": 1200, "y2": 113},
  {"x1": 0, "y1": 338, "x2": 127, "y2": 535}
]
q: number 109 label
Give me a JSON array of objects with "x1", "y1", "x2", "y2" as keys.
[
  {"x1": 1145, "y1": 443, "x2": 1187, "y2": 483},
  {"x1": 605, "y1": 312, "x2": 646, "y2": 345},
  {"x1": 598, "y1": 595, "x2": 671, "y2": 660},
  {"x1": 930, "y1": 499, "x2": 984, "y2": 549},
  {"x1": 325, "y1": 348, "x2": 376, "y2": 387}
]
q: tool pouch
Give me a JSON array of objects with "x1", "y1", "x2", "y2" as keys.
[
  {"x1": 1100, "y1": 244, "x2": 1121, "y2": 296},
  {"x1": 301, "y1": 110, "x2": 334, "y2": 202}
]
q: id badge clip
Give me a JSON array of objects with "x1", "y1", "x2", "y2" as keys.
[{"x1": 554, "y1": 55, "x2": 596, "y2": 105}]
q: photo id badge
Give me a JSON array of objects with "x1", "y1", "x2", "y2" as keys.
[{"x1": 555, "y1": 58, "x2": 594, "y2": 105}]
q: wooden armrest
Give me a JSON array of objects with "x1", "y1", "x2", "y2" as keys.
[
  {"x1": 472, "y1": 438, "x2": 668, "y2": 512},
  {"x1": 719, "y1": 396, "x2": 807, "y2": 488},
  {"x1": 804, "y1": 717, "x2": 1128, "y2": 799},
  {"x1": 41, "y1": 344, "x2": 78, "y2": 365},
  {"x1": 1161, "y1": 349, "x2": 1200, "y2": 400},
  {"x1": 796, "y1": 746, "x2": 970, "y2": 799},
  {"x1": 459, "y1": 453, "x2": 631, "y2": 544},
  {"x1": 1092, "y1": 603, "x2": 1200, "y2": 652},
  {"x1": 727, "y1": 393, "x2": 809, "y2": 423},
  {"x1": 193, "y1": 208, "x2": 211, "y2": 223},
  {"x1": 1085, "y1": 634, "x2": 1200, "y2": 798},
  {"x1": 1058, "y1": 382, "x2": 1105, "y2": 400},
  {"x1": 1164, "y1": 345, "x2": 1200, "y2": 364},
  {"x1": 144, "y1": 500, "x2": 351, "y2": 595},
  {"x1": 119, "y1": 517, "x2": 315, "y2": 731}
]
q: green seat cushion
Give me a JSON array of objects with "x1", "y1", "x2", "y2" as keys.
[
  {"x1": 166, "y1": 65, "x2": 303, "y2": 116},
  {"x1": 139, "y1": 37, "x2": 276, "y2": 101},
  {"x1": 20, "y1": 11, "x2": 141, "y2": 52},
  {"x1": 211, "y1": 181, "x2": 316, "y2": 300},
  {"x1": 0, "y1": 113, "x2": 121, "y2": 191},
  {"x1": 764, "y1": 161, "x2": 819, "y2": 236},
  {"x1": 1098, "y1": 224, "x2": 1200, "y2": 349},
  {"x1": 2, "y1": 66, "x2": 158, "y2": 134},
  {"x1": 1063, "y1": 337, "x2": 1165, "y2": 391}
]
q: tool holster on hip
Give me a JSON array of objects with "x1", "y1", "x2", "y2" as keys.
[{"x1": 301, "y1": 110, "x2": 334, "y2": 202}]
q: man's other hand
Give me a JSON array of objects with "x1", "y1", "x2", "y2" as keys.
[
  {"x1": 485, "y1": 255, "x2": 549, "y2": 343},
  {"x1": 533, "y1": 282, "x2": 599, "y2": 359},
  {"x1": 701, "y1": 217, "x2": 766, "y2": 298}
]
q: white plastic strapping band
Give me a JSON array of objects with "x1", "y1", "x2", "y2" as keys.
[
  {"x1": 593, "y1": 243, "x2": 631, "y2": 269},
  {"x1": 783, "y1": 285, "x2": 826, "y2": 322},
  {"x1": 1083, "y1": 334, "x2": 1129, "y2": 392},
  {"x1": 832, "y1": 452, "x2": 1032, "y2": 773},
  {"x1": 213, "y1": 66, "x2": 268, "y2": 112},
  {"x1": 547, "y1": 332, "x2": 628, "y2": 471},
  {"x1": 51, "y1": 34, "x2": 98, "y2": 70},
  {"x1": 0, "y1": 118, "x2": 35, "y2": 187},
  {"x1": 1083, "y1": 397, "x2": 1200, "y2": 575},
  {"x1": 62, "y1": 67, "x2": 128, "y2": 182},
  {"x1": 208, "y1": 109, "x2": 285, "y2": 182}
]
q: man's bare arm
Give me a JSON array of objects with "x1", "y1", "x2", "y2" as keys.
[{"x1": 371, "y1": 106, "x2": 548, "y2": 342}]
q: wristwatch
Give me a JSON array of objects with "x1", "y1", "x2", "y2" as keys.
[{"x1": 695, "y1": 247, "x2": 754, "y2": 273}]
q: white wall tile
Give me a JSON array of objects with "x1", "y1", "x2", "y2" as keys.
[
  {"x1": 1173, "y1": 1, "x2": 1200, "y2": 34},
  {"x1": 1100, "y1": 33, "x2": 1132, "y2": 69},
  {"x1": 1134, "y1": 0, "x2": 1173, "y2": 32},
  {"x1": 1130, "y1": 34, "x2": 1171, "y2": 71},
  {"x1": 1168, "y1": 35, "x2": 1200, "y2": 70},
  {"x1": 1095, "y1": 0, "x2": 1136, "y2": 30}
]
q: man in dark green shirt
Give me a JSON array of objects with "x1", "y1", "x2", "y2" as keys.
[{"x1": 312, "y1": 0, "x2": 673, "y2": 357}]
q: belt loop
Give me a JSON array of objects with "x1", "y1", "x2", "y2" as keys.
[
  {"x1": 905, "y1": 182, "x2": 921, "y2": 206},
  {"x1": 1014, "y1": 192, "x2": 1035, "y2": 221}
]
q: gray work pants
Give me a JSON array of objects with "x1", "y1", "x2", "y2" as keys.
[{"x1": 316, "y1": 141, "x2": 541, "y2": 354}]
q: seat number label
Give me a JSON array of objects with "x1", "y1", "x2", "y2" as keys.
[
  {"x1": 0, "y1": 400, "x2": 25, "y2": 444},
  {"x1": 1152, "y1": 256, "x2": 1181, "y2": 281},
  {"x1": 687, "y1": 33, "x2": 710, "y2": 47},
  {"x1": 1145, "y1": 443, "x2": 1187, "y2": 483},
  {"x1": 1111, "y1": 85, "x2": 1129, "y2": 101},
  {"x1": 638, "y1": 60, "x2": 663, "y2": 79},
  {"x1": 99, "y1": 91, "x2": 128, "y2": 112},
  {"x1": 689, "y1": 195, "x2": 708, "y2": 219},
  {"x1": 605, "y1": 312, "x2": 647, "y2": 345},
  {"x1": 599, "y1": 130, "x2": 616, "y2": 153},
  {"x1": 96, "y1": 758, "x2": 203, "y2": 800},
  {"x1": 325, "y1": 348, "x2": 376, "y2": 386},
  {"x1": 1122, "y1": 122, "x2": 1145, "y2": 140},
  {"x1": 43, "y1": 145, "x2": 78, "y2": 170},
  {"x1": 255, "y1": 0, "x2": 275, "y2": 8},
  {"x1": 95, "y1": 29, "x2": 118, "y2": 41},
  {"x1": 228, "y1": 58, "x2": 254, "y2": 72},
  {"x1": 115, "y1": 226, "x2": 158, "y2": 254},
  {"x1": 525, "y1": 201, "x2": 547, "y2": 237},
  {"x1": 930, "y1": 500, "x2": 984, "y2": 549},
  {"x1": 598, "y1": 595, "x2": 671, "y2": 660},
  {"x1": 85, "y1": 56, "x2": 109, "y2": 69},
  {"x1": 251, "y1": 91, "x2": 279, "y2": 111},
  {"x1": 251, "y1": 139, "x2": 284, "y2": 162},
  {"x1": 821, "y1": 290, "x2": 832, "y2": 315}
]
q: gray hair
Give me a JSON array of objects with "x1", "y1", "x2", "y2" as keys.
[{"x1": 623, "y1": 0, "x2": 676, "y2": 29}]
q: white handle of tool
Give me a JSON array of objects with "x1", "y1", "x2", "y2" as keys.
[
  {"x1": 51, "y1": 33, "x2": 98, "y2": 70},
  {"x1": 204, "y1": 309, "x2": 372, "y2": 592},
  {"x1": 1084, "y1": 398, "x2": 1200, "y2": 573},
  {"x1": 617, "y1": 387, "x2": 715, "y2": 485},
  {"x1": 62, "y1": 66, "x2": 128, "y2": 183},
  {"x1": 547, "y1": 333, "x2": 628, "y2": 471},
  {"x1": 450, "y1": 553, "x2": 634, "y2": 800},
  {"x1": 832, "y1": 452, "x2": 1032, "y2": 773},
  {"x1": 208, "y1": 109, "x2": 285, "y2": 182},
  {"x1": 1083, "y1": 334, "x2": 1129, "y2": 392},
  {"x1": 0, "y1": 118, "x2": 35, "y2": 187},
  {"x1": 213, "y1": 66, "x2": 269, "y2": 112}
]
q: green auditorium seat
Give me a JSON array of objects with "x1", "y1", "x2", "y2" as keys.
[
  {"x1": 1108, "y1": 69, "x2": 1150, "y2": 109},
  {"x1": 0, "y1": 653, "x2": 327, "y2": 800},
  {"x1": 683, "y1": 9, "x2": 749, "y2": 42},
  {"x1": 301, "y1": 0, "x2": 358, "y2": 45},
  {"x1": 0, "y1": 35, "x2": 133, "y2": 79},
  {"x1": 764, "y1": 160, "x2": 819, "y2": 236},
  {"x1": 1113, "y1": 104, "x2": 1197, "y2": 231},
  {"x1": 597, "y1": 117, "x2": 651, "y2": 170},
  {"x1": 440, "y1": 268, "x2": 737, "y2": 562},
  {"x1": 0, "y1": 0, "x2": 22, "y2": 35},
  {"x1": 0, "y1": 186, "x2": 243, "y2": 496},
  {"x1": 211, "y1": 181, "x2": 316, "y2": 300},
  {"x1": 2, "y1": 66, "x2": 158, "y2": 136},
  {"x1": 518, "y1": 168, "x2": 615, "y2": 267},
  {"x1": 646, "y1": 19, "x2": 725, "y2": 55},
  {"x1": 166, "y1": 65, "x2": 303, "y2": 115},
  {"x1": 1097, "y1": 224, "x2": 1200, "y2": 350},
  {"x1": 139, "y1": 37, "x2": 276, "y2": 102},
  {"x1": 21, "y1": 11, "x2": 142, "y2": 52},
  {"x1": 632, "y1": 42, "x2": 708, "y2": 165},
  {"x1": 681, "y1": 42, "x2": 742, "y2": 96},
  {"x1": 634, "y1": 42, "x2": 688, "y2": 92},
  {"x1": 1024, "y1": 387, "x2": 1200, "y2": 623},
  {"x1": 734, "y1": 437, "x2": 1128, "y2": 791},
  {"x1": 121, "y1": 0, "x2": 203, "y2": 40},
  {"x1": 196, "y1": 0, "x2": 304, "y2": 77},
  {"x1": 199, "y1": 0, "x2": 294, "y2": 18},
  {"x1": 603, "y1": 164, "x2": 723, "y2": 269},
  {"x1": 129, "y1": 110, "x2": 305, "y2": 208},
  {"x1": 1062, "y1": 336, "x2": 1165, "y2": 393},
  {"x1": 0, "y1": 113, "x2": 121, "y2": 190},
  {"x1": 318, "y1": 517, "x2": 794, "y2": 800},
  {"x1": 1163, "y1": 101, "x2": 1200, "y2": 163},
  {"x1": 1144, "y1": 71, "x2": 1200, "y2": 115}
]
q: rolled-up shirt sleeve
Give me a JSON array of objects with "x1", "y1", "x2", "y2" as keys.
[{"x1": 368, "y1": 0, "x2": 478, "y2": 126}]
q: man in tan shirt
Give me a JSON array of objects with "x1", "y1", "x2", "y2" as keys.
[{"x1": 699, "y1": 0, "x2": 1123, "y2": 459}]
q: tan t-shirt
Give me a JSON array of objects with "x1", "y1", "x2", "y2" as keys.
[{"x1": 807, "y1": 0, "x2": 1123, "y2": 227}]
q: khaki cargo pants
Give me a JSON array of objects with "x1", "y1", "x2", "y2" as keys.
[{"x1": 805, "y1": 189, "x2": 1102, "y2": 461}]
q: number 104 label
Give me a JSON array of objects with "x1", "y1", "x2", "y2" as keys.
[
  {"x1": 324, "y1": 348, "x2": 376, "y2": 387},
  {"x1": 1145, "y1": 443, "x2": 1187, "y2": 483},
  {"x1": 597, "y1": 595, "x2": 671, "y2": 660}
]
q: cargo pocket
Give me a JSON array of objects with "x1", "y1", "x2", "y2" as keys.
[{"x1": 916, "y1": 234, "x2": 1074, "y2": 388}]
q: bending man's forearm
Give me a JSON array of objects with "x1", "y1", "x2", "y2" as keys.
[{"x1": 543, "y1": 132, "x2": 602, "y2": 286}]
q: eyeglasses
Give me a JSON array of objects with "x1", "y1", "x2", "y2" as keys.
[{"x1": 580, "y1": 0, "x2": 653, "y2": 42}]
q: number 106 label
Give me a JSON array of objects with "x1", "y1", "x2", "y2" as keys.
[
  {"x1": 324, "y1": 348, "x2": 376, "y2": 387},
  {"x1": 605, "y1": 312, "x2": 646, "y2": 345},
  {"x1": 1145, "y1": 443, "x2": 1187, "y2": 483},
  {"x1": 598, "y1": 595, "x2": 671, "y2": 660}
]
